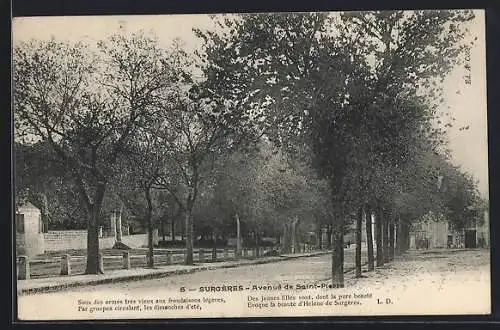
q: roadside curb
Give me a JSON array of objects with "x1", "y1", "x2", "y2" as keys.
[{"x1": 18, "y1": 251, "x2": 330, "y2": 296}]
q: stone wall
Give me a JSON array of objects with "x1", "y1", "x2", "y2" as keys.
[
  {"x1": 16, "y1": 202, "x2": 154, "y2": 256},
  {"x1": 121, "y1": 234, "x2": 152, "y2": 249},
  {"x1": 43, "y1": 230, "x2": 88, "y2": 251},
  {"x1": 43, "y1": 230, "x2": 149, "y2": 252}
]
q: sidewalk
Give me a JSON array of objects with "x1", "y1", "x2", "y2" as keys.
[
  {"x1": 17, "y1": 251, "x2": 330, "y2": 295},
  {"x1": 330, "y1": 248, "x2": 490, "y2": 288}
]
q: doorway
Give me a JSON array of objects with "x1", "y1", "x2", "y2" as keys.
[{"x1": 464, "y1": 230, "x2": 477, "y2": 248}]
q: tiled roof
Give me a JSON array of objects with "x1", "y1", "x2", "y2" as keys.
[{"x1": 18, "y1": 201, "x2": 40, "y2": 211}]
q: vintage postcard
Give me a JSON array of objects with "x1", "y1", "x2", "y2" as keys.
[{"x1": 13, "y1": 10, "x2": 489, "y2": 320}]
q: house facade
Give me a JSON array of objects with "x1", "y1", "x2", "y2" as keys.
[{"x1": 409, "y1": 208, "x2": 489, "y2": 250}]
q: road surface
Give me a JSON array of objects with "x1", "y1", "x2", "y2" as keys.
[
  {"x1": 17, "y1": 249, "x2": 490, "y2": 320},
  {"x1": 21, "y1": 248, "x2": 365, "y2": 295},
  {"x1": 17, "y1": 247, "x2": 367, "y2": 320}
]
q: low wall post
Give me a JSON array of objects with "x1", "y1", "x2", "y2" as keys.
[
  {"x1": 123, "y1": 251, "x2": 130, "y2": 269},
  {"x1": 60, "y1": 254, "x2": 71, "y2": 275},
  {"x1": 166, "y1": 251, "x2": 173, "y2": 265},
  {"x1": 146, "y1": 251, "x2": 154, "y2": 267},
  {"x1": 18, "y1": 256, "x2": 30, "y2": 280},
  {"x1": 98, "y1": 252, "x2": 104, "y2": 272}
]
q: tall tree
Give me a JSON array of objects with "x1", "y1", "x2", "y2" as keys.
[
  {"x1": 116, "y1": 120, "x2": 176, "y2": 267},
  {"x1": 153, "y1": 91, "x2": 259, "y2": 265},
  {"x1": 191, "y1": 10, "x2": 475, "y2": 286},
  {"x1": 13, "y1": 32, "x2": 180, "y2": 273}
]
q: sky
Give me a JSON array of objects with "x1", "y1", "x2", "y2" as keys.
[
  {"x1": 438, "y1": 11, "x2": 488, "y2": 198},
  {"x1": 12, "y1": 10, "x2": 489, "y2": 198}
]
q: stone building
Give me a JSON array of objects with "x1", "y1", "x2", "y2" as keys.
[
  {"x1": 409, "y1": 208, "x2": 490, "y2": 250},
  {"x1": 16, "y1": 202, "x2": 45, "y2": 257},
  {"x1": 410, "y1": 219, "x2": 448, "y2": 249}
]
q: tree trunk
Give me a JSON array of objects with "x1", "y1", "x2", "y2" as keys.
[
  {"x1": 42, "y1": 192, "x2": 49, "y2": 233},
  {"x1": 292, "y1": 218, "x2": 300, "y2": 254},
  {"x1": 161, "y1": 213, "x2": 166, "y2": 241},
  {"x1": 255, "y1": 231, "x2": 260, "y2": 257},
  {"x1": 116, "y1": 206, "x2": 123, "y2": 242},
  {"x1": 212, "y1": 230, "x2": 217, "y2": 261},
  {"x1": 400, "y1": 217, "x2": 409, "y2": 252},
  {"x1": 146, "y1": 187, "x2": 154, "y2": 268},
  {"x1": 389, "y1": 216, "x2": 395, "y2": 261},
  {"x1": 282, "y1": 222, "x2": 291, "y2": 253},
  {"x1": 85, "y1": 206, "x2": 102, "y2": 274},
  {"x1": 327, "y1": 224, "x2": 333, "y2": 250},
  {"x1": 235, "y1": 213, "x2": 242, "y2": 258},
  {"x1": 184, "y1": 204, "x2": 194, "y2": 265},
  {"x1": 404, "y1": 221, "x2": 410, "y2": 251},
  {"x1": 365, "y1": 206, "x2": 374, "y2": 271},
  {"x1": 331, "y1": 220, "x2": 344, "y2": 288},
  {"x1": 171, "y1": 210, "x2": 175, "y2": 242},
  {"x1": 85, "y1": 184, "x2": 105, "y2": 275},
  {"x1": 395, "y1": 216, "x2": 401, "y2": 255},
  {"x1": 383, "y1": 210, "x2": 390, "y2": 264},
  {"x1": 180, "y1": 213, "x2": 185, "y2": 241},
  {"x1": 375, "y1": 206, "x2": 384, "y2": 267},
  {"x1": 317, "y1": 225, "x2": 323, "y2": 250},
  {"x1": 355, "y1": 206, "x2": 363, "y2": 278}
]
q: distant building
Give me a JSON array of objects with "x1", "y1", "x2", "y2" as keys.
[
  {"x1": 410, "y1": 219, "x2": 448, "y2": 249},
  {"x1": 409, "y1": 208, "x2": 489, "y2": 250},
  {"x1": 477, "y1": 209, "x2": 490, "y2": 247}
]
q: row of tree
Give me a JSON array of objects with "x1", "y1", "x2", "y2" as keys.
[{"x1": 14, "y1": 10, "x2": 485, "y2": 286}]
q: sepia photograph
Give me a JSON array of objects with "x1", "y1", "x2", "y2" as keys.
[{"x1": 12, "y1": 9, "x2": 490, "y2": 320}]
